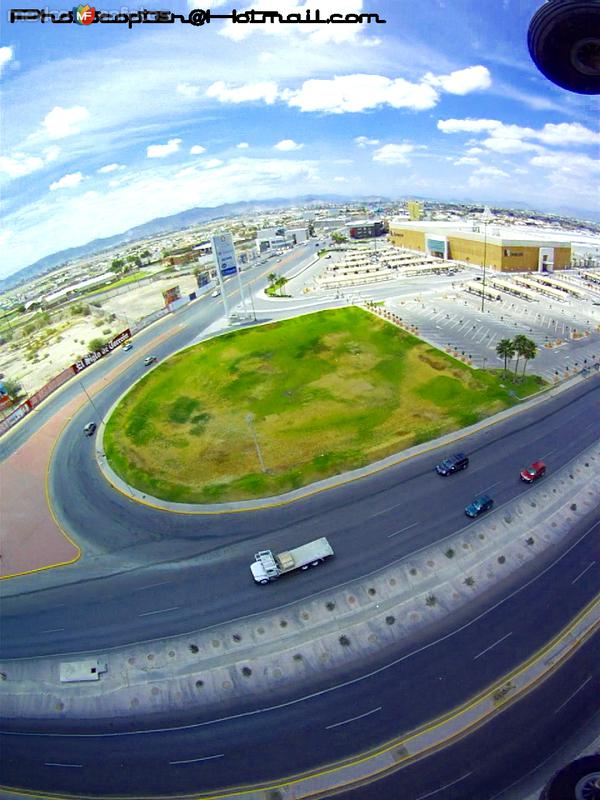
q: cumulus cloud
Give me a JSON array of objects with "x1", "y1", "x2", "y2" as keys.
[
  {"x1": 0, "y1": 46, "x2": 14, "y2": 76},
  {"x1": 424, "y1": 65, "x2": 491, "y2": 95},
  {"x1": 274, "y1": 139, "x2": 303, "y2": 151},
  {"x1": 146, "y1": 138, "x2": 182, "y2": 158},
  {"x1": 97, "y1": 163, "x2": 121, "y2": 173},
  {"x1": 473, "y1": 166, "x2": 510, "y2": 177},
  {"x1": 42, "y1": 106, "x2": 90, "y2": 139},
  {"x1": 284, "y1": 74, "x2": 439, "y2": 113},
  {"x1": 372, "y1": 143, "x2": 416, "y2": 165},
  {"x1": 206, "y1": 80, "x2": 279, "y2": 105},
  {"x1": 190, "y1": 145, "x2": 207, "y2": 154},
  {"x1": 355, "y1": 136, "x2": 380, "y2": 147},
  {"x1": 438, "y1": 118, "x2": 600, "y2": 154},
  {"x1": 176, "y1": 82, "x2": 200, "y2": 98},
  {"x1": 454, "y1": 156, "x2": 481, "y2": 166},
  {"x1": 237, "y1": 142, "x2": 250, "y2": 149},
  {"x1": 438, "y1": 118, "x2": 502, "y2": 135},
  {"x1": 50, "y1": 171, "x2": 83, "y2": 190},
  {"x1": 0, "y1": 153, "x2": 44, "y2": 179},
  {"x1": 202, "y1": 158, "x2": 224, "y2": 168}
]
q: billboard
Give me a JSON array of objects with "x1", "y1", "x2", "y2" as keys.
[
  {"x1": 195, "y1": 271, "x2": 210, "y2": 288},
  {"x1": 162, "y1": 285, "x2": 181, "y2": 307},
  {"x1": 211, "y1": 232, "x2": 238, "y2": 277},
  {"x1": 72, "y1": 328, "x2": 132, "y2": 374}
]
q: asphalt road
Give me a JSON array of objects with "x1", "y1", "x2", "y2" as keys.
[{"x1": 1, "y1": 246, "x2": 599, "y2": 799}]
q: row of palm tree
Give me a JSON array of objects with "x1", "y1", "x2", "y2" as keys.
[
  {"x1": 267, "y1": 272, "x2": 289, "y2": 296},
  {"x1": 496, "y1": 335, "x2": 538, "y2": 380}
]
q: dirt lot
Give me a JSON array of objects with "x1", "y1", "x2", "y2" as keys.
[{"x1": 0, "y1": 274, "x2": 202, "y2": 398}]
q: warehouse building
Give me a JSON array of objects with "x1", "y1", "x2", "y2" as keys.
[{"x1": 388, "y1": 220, "x2": 572, "y2": 273}]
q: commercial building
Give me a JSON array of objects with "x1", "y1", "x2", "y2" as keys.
[
  {"x1": 346, "y1": 220, "x2": 387, "y2": 239},
  {"x1": 388, "y1": 220, "x2": 572, "y2": 273}
]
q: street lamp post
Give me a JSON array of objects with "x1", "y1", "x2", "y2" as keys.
[
  {"x1": 480, "y1": 206, "x2": 493, "y2": 314},
  {"x1": 78, "y1": 377, "x2": 100, "y2": 418},
  {"x1": 246, "y1": 412, "x2": 266, "y2": 473}
]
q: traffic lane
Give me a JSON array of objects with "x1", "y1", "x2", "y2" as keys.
[
  {"x1": 341, "y1": 634, "x2": 600, "y2": 800},
  {"x1": 3, "y1": 381, "x2": 599, "y2": 655},
  {"x1": 1, "y1": 527, "x2": 599, "y2": 796}
]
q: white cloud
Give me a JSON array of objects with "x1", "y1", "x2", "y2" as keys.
[
  {"x1": 530, "y1": 152, "x2": 600, "y2": 175},
  {"x1": 0, "y1": 46, "x2": 14, "y2": 76},
  {"x1": 97, "y1": 163, "x2": 121, "y2": 174},
  {"x1": 176, "y1": 82, "x2": 200, "y2": 98},
  {"x1": 274, "y1": 139, "x2": 303, "y2": 151},
  {"x1": 535, "y1": 122, "x2": 600, "y2": 147},
  {"x1": 473, "y1": 166, "x2": 510, "y2": 178},
  {"x1": 438, "y1": 118, "x2": 502, "y2": 135},
  {"x1": 42, "y1": 106, "x2": 90, "y2": 139},
  {"x1": 237, "y1": 142, "x2": 250, "y2": 149},
  {"x1": 202, "y1": 158, "x2": 224, "y2": 169},
  {"x1": 439, "y1": 118, "x2": 599, "y2": 153},
  {"x1": 333, "y1": 176, "x2": 350, "y2": 183},
  {"x1": 190, "y1": 145, "x2": 207, "y2": 154},
  {"x1": 206, "y1": 80, "x2": 279, "y2": 105},
  {"x1": 50, "y1": 172, "x2": 83, "y2": 191},
  {"x1": 146, "y1": 138, "x2": 182, "y2": 158},
  {"x1": 372, "y1": 143, "x2": 416, "y2": 165},
  {"x1": 454, "y1": 156, "x2": 481, "y2": 166},
  {"x1": 0, "y1": 153, "x2": 45, "y2": 179},
  {"x1": 0, "y1": 230, "x2": 13, "y2": 248},
  {"x1": 425, "y1": 65, "x2": 491, "y2": 95},
  {"x1": 284, "y1": 74, "x2": 439, "y2": 113},
  {"x1": 355, "y1": 136, "x2": 380, "y2": 147},
  {"x1": 466, "y1": 147, "x2": 484, "y2": 155},
  {"x1": 43, "y1": 145, "x2": 61, "y2": 162}
]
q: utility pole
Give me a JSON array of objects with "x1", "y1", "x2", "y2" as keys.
[
  {"x1": 481, "y1": 206, "x2": 493, "y2": 313},
  {"x1": 246, "y1": 412, "x2": 266, "y2": 472}
]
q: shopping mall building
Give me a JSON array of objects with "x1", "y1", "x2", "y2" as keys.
[{"x1": 388, "y1": 220, "x2": 572, "y2": 273}]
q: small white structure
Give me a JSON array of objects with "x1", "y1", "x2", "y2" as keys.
[{"x1": 60, "y1": 659, "x2": 108, "y2": 683}]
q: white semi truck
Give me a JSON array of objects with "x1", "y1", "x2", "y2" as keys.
[{"x1": 251, "y1": 537, "x2": 334, "y2": 584}]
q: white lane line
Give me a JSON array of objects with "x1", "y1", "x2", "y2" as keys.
[
  {"x1": 41, "y1": 628, "x2": 65, "y2": 634},
  {"x1": 169, "y1": 754, "x2": 225, "y2": 765},
  {"x1": 388, "y1": 521, "x2": 419, "y2": 538},
  {"x1": 541, "y1": 448, "x2": 556, "y2": 459},
  {"x1": 474, "y1": 631, "x2": 512, "y2": 660},
  {"x1": 45, "y1": 763, "x2": 82, "y2": 768},
  {"x1": 372, "y1": 503, "x2": 403, "y2": 518},
  {"x1": 415, "y1": 773, "x2": 473, "y2": 800},
  {"x1": 138, "y1": 606, "x2": 180, "y2": 617},
  {"x1": 477, "y1": 480, "x2": 501, "y2": 495},
  {"x1": 132, "y1": 581, "x2": 171, "y2": 592},
  {"x1": 326, "y1": 706, "x2": 382, "y2": 730},
  {"x1": 554, "y1": 676, "x2": 593, "y2": 714},
  {"x1": 571, "y1": 561, "x2": 596, "y2": 585}
]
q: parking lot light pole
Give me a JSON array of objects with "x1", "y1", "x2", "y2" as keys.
[
  {"x1": 246, "y1": 412, "x2": 266, "y2": 473},
  {"x1": 480, "y1": 206, "x2": 493, "y2": 314}
]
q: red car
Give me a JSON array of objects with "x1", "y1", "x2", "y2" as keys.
[{"x1": 520, "y1": 461, "x2": 546, "y2": 483}]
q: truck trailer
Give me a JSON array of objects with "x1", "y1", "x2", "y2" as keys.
[{"x1": 251, "y1": 537, "x2": 334, "y2": 584}]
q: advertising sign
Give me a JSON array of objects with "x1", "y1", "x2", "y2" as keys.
[
  {"x1": 162, "y1": 285, "x2": 181, "y2": 307},
  {"x1": 72, "y1": 328, "x2": 131, "y2": 374},
  {"x1": 211, "y1": 232, "x2": 238, "y2": 277}
]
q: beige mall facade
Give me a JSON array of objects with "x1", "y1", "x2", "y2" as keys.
[{"x1": 389, "y1": 222, "x2": 571, "y2": 273}]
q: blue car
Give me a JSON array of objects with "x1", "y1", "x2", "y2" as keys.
[{"x1": 465, "y1": 494, "x2": 494, "y2": 518}]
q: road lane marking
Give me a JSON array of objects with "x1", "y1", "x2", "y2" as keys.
[
  {"x1": 169, "y1": 754, "x2": 225, "y2": 765},
  {"x1": 326, "y1": 706, "x2": 382, "y2": 730},
  {"x1": 41, "y1": 628, "x2": 64, "y2": 634},
  {"x1": 474, "y1": 632, "x2": 512, "y2": 660},
  {"x1": 45, "y1": 763, "x2": 82, "y2": 768},
  {"x1": 132, "y1": 581, "x2": 171, "y2": 592},
  {"x1": 388, "y1": 521, "x2": 419, "y2": 538},
  {"x1": 541, "y1": 448, "x2": 556, "y2": 459},
  {"x1": 415, "y1": 772, "x2": 473, "y2": 799},
  {"x1": 571, "y1": 561, "x2": 596, "y2": 585},
  {"x1": 372, "y1": 503, "x2": 403, "y2": 518},
  {"x1": 477, "y1": 480, "x2": 501, "y2": 495},
  {"x1": 138, "y1": 606, "x2": 180, "y2": 617},
  {"x1": 554, "y1": 675, "x2": 593, "y2": 714}
]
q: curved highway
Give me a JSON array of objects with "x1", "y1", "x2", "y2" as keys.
[{"x1": 1, "y1": 251, "x2": 599, "y2": 799}]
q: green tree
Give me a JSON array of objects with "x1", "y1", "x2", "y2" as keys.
[
  {"x1": 331, "y1": 232, "x2": 347, "y2": 244},
  {"x1": 140, "y1": 249, "x2": 151, "y2": 260},
  {"x1": 267, "y1": 272, "x2": 278, "y2": 286},
  {"x1": 277, "y1": 276, "x2": 289, "y2": 296},
  {"x1": 520, "y1": 338, "x2": 537, "y2": 379},
  {"x1": 1, "y1": 378, "x2": 22, "y2": 400},
  {"x1": 111, "y1": 258, "x2": 125, "y2": 272},
  {"x1": 496, "y1": 338, "x2": 515, "y2": 375},
  {"x1": 512, "y1": 334, "x2": 530, "y2": 379},
  {"x1": 88, "y1": 337, "x2": 105, "y2": 352}
]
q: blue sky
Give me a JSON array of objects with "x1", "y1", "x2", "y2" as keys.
[{"x1": 1, "y1": 0, "x2": 599, "y2": 277}]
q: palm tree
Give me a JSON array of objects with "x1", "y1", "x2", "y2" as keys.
[
  {"x1": 521, "y1": 338, "x2": 537, "y2": 379},
  {"x1": 512, "y1": 334, "x2": 530, "y2": 379},
  {"x1": 277, "y1": 276, "x2": 289, "y2": 296},
  {"x1": 267, "y1": 272, "x2": 277, "y2": 287},
  {"x1": 496, "y1": 338, "x2": 515, "y2": 375}
]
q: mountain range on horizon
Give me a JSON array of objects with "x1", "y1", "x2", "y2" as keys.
[{"x1": 2, "y1": 194, "x2": 598, "y2": 293}]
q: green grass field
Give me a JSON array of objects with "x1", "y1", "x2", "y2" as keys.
[{"x1": 104, "y1": 307, "x2": 545, "y2": 503}]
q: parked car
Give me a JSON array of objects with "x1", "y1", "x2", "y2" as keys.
[
  {"x1": 436, "y1": 452, "x2": 469, "y2": 476},
  {"x1": 144, "y1": 356, "x2": 157, "y2": 366},
  {"x1": 520, "y1": 460, "x2": 546, "y2": 483},
  {"x1": 211, "y1": 289, "x2": 221, "y2": 298},
  {"x1": 83, "y1": 422, "x2": 97, "y2": 437},
  {"x1": 465, "y1": 494, "x2": 494, "y2": 518},
  {"x1": 122, "y1": 342, "x2": 133, "y2": 351}
]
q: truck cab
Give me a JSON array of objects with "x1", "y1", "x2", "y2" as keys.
[{"x1": 250, "y1": 551, "x2": 280, "y2": 584}]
